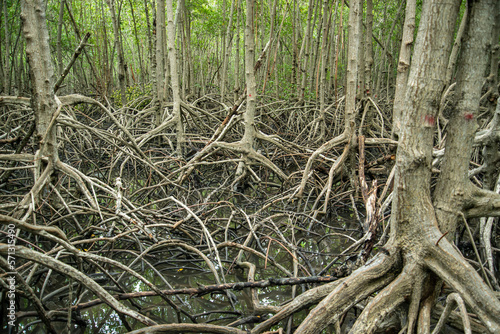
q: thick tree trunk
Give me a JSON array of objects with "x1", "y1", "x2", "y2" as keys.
[{"x1": 293, "y1": 0, "x2": 500, "y2": 333}]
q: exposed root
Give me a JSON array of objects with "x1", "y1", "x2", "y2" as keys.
[
  {"x1": 432, "y1": 293, "x2": 471, "y2": 334},
  {"x1": 425, "y1": 236, "x2": 500, "y2": 333},
  {"x1": 347, "y1": 261, "x2": 416, "y2": 334},
  {"x1": 293, "y1": 250, "x2": 399, "y2": 334},
  {"x1": 295, "y1": 131, "x2": 348, "y2": 198},
  {"x1": 0, "y1": 244, "x2": 158, "y2": 326}
]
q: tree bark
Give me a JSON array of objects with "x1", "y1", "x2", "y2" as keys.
[
  {"x1": 297, "y1": 0, "x2": 315, "y2": 101},
  {"x1": 166, "y1": 0, "x2": 184, "y2": 155},
  {"x1": 56, "y1": 0, "x2": 65, "y2": 79},
  {"x1": 392, "y1": 0, "x2": 416, "y2": 136},
  {"x1": 2, "y1": 0, "x2": 11, "y2": 94},
  {"x1": 20, "y1": 0, "x2": 58, "y2": 162},
  {"x1": 156, "y1": 0, "x2": 167, "y2": 124},
  {"x1": 363, "y1": 0, "x2": 373, "y2": 95},
  {"x1": 292, "y1": 0, "x2": 500, "y2": 332},
  {"x1": 433, "y1": 0, "x2": 499, "y2": 250},
  {"x1": 237, "y1": 0, "x2": 258, "y2": 178},
  {"x1": 106, "y1": 0, "x2": 127, "y2": 107},
  {"x1": 221, "y1": 0, "x2": 237, "y2": 103}
]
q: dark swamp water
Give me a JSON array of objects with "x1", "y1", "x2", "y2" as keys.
[{"x1": 14, "y1": 210, "x2": 364, "y2": 333}]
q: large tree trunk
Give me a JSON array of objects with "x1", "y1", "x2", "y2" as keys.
[{"x1": 292, "y1": 0, "x2": 500, "y2": 333}]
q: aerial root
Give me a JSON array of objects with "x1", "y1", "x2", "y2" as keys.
[
  {"x1": 292, "y1": 251, "x2": 399, "y2": 334},
  {"x1": 425, "y1": 236, "x2": 500, "y2": 333},
  {"x1": 0, "y1": 244, "x2": 158, "y2": 326},
  {"x1": 347, "y1": 261, "x2": 416, "y2": 334},
  {"x1": 250, "y1": 279, "x2": 345, "y2": 334},
  {"x1": 406, "y1": 269, "x2": 426, "y2": 334},
  {"x1": 0, "y1": 257, "x2": 57, "y2": 333},
  {"x1": 432, "y1": 293, "x2": 471, "y2": 334},
  {"x1": 295, "y1": 131, "x2": 349, "y2": 198}
]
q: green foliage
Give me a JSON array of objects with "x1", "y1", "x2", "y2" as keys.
[{"x1": 110, "y1": 83, "x2": 153, "y2": 107}]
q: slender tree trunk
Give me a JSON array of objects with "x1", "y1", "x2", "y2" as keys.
[
  {"x1": 297, "y1": 0, "x2": 315, "y2": 101},
  {"x1": 392, "y1": 0, "x2": 416, "y2": 136},
  {"x1": 129, "y1": 0, "x2": 145, "y2": 89},
  {"x1": 333, "y1": 0, "x2": 344, "y2": 101},
  {"x1": 356, "y1": 1, "x2": 365, "y2": 100},
  {"x1": 292, "y1": 0, "x2": 299, "y2": 93},
  {"x1": 327, "y1": 1, "x2": 339, "y2": 96},
  {"x1": 20, "y1": 0, "x2": 58, "y2": 174},
  {"x1": 144, "y1": 0, "x2": 154, "y2": 91},
  {"x1": 57, "y1": 0, "x2": 65, "y2": 78},
  {"x1": 233, "y1": 2, "x2": 241, "y2": 101},
  {"x1": 262, "y1": 0, "x2": 277, "y2": 95},
  {"x1": 107, "y1": 0, "x2": 127, "y2": 107},
  {"x1": 3, "y1": 0, "x2": 11, "y2": 94},
  {"x1": 363, "y1": 0, "x2": 373, "y2": 95},
  {"x1": 221, "y1": 0, "x2": 237, "y2": 103},
  {"x1": 0, "y1": 3, "x2": 4, "y2": 94},
  {"x1": 184, "y1": 2, "x2": 194, "y2": 99},
  {"x1": 317, "y1": 0, "x2": 333, "y2": 139},
  {"x1": 374, "y1": 0, "x2": 403, "y2": 97},
  {"x1": 308, "y1": 0, "x2": 322, "y2": 95},
  {"x1": 242, "y1": 0, "x2": 257, "y2": 151},
  {"x1": 165, "y1": 0, "x2": 184, "y2": 155},
  {"x1": 445, "y1": 5, "x2": 469, "y2": 88},
  {"x1": 344, "y1": 0, "x2": 362, "y2": 133},
  {"x1": 156, "y1": 0, "x2": 167, "y2": 123}
]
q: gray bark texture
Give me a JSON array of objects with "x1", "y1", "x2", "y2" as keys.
[
  {"x1": 20, "y1": 0, "x2": 57, "y2": 161},
  {"x1": 291, "y1": 0, "x2": 500, "y2": 332}
]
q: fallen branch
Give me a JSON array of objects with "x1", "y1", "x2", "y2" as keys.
[{"x1": 16, "y1": 275, "x2": 339, "y2": 317}]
